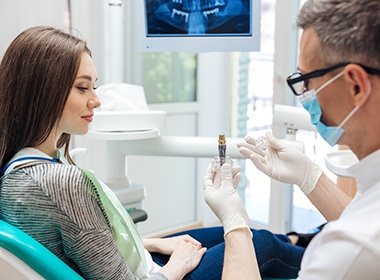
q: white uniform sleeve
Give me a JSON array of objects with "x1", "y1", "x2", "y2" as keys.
[{"x1": 298, "y1": 231, "x2": 380, "y2": 280}]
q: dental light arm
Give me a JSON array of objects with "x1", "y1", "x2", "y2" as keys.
[
  {"x1": 117, "y1": 136, "x2": 245, "y2": 159},
  {"x1": 273, "y1": 104, "x2": 317, "y2": 133},
  {"x1": 85, "y1": 104, "x2": 318, "y2": 190},
  {"x1": 272, "y1": 104, "x2": 317, "y2": 152}
]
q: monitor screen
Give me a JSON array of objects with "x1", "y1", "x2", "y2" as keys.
[{"x1": 136, "y1": 0, "x2": 261, "y2": 53}]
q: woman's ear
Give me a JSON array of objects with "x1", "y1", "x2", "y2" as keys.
[{"x1": 344, "y1": 64, "x2": 372, "y2": 106}]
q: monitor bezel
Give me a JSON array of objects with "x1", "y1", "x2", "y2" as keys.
[{"x1": 136, "y1": 0, "x2": 261, "y2": 53}]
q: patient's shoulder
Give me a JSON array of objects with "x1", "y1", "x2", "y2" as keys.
[{"x1": 3, "y1": 162, "x2": 95, "y2": 202}]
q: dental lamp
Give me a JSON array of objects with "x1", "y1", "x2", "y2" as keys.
[
  {"x1": 272, "y1": 104, "x2": 316, "y2": 152},
  {"x1": 83, "y1": 110, "x2": 247, "y2": 215},
  {"x1": 272, "y1": 104, "x2": 357, "y2": 177},
  {"x1": 86, "y1": 110, "x2": 246, "y2": 189},
  {"x1": 84, "y1": 103, "x2": 356, "y2": 193},
  {"x1": 81, "y1": 104, "x2": 357, "y2": 234}
]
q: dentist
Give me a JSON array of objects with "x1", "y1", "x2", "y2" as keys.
[{"x1": 206, "y1": 0, "x2": 380, "y2": 279}]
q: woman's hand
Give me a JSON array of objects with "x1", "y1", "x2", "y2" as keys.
[
  {"x1": 144, "y1": 235, "x2": 203, "y2": 255},
  {"x1": 159, "y1": 239, "x2": 207, "y2": 280}
]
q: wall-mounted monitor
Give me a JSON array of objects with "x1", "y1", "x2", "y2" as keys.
[{"x1": 136, "y1": 0, "x2": 261, "y2": 53}]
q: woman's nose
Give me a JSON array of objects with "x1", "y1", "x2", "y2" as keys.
[{"x1": 89, "y1": 91, "x2": 101, "y2": 108}]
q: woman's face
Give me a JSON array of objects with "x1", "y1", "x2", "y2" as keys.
[{"x1": 59, "y1": 52, "x2": 100, "y2": 136}]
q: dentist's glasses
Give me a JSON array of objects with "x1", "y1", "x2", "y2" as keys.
[{"x1": 286, "y1": 62, "x2": 380, "y2": 96}]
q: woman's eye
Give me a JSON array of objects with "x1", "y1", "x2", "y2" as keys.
[{"x1": 77, "y1": 87, "x2": 88, "y2": 92}]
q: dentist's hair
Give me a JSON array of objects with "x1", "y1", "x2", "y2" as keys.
[
  {"x1": 0, "y1": 26, "x2": 91, "y2": 168},
  {"x1": 297, "y1": 0, "x2": 380, "y2": 68}
]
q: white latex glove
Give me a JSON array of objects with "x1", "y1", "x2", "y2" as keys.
[
  {"x1": 204, "y1": 163, "x2": 252, "y2": 237},
  {"x1": 237, "y1": 131, "x2": 322, "y2": 195}
]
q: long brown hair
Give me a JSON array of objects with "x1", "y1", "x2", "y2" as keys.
[{"x1": 0, "y1": 26, "x2": 91, "y2": 168}]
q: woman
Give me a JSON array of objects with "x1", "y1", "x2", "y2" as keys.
[{"x1": 0, "y1": 26, "x2": 306, "y2": 279}]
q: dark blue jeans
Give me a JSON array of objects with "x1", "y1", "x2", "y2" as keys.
[{"x1": 151, "y1": 227, "x2": 304, "y2": 280}]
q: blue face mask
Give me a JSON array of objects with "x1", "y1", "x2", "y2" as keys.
[{"x1": 298, "y1": 71, "x2": 360, "y2": 146}]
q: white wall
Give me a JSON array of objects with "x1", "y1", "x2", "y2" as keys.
[
  {"x1": 69, "y1": 1, "x2": 233, "y2": 235},
  {"x1": 0, "y1": 0, "x2": 236, "y2": 236},
  {"x1": 0, "y1": 0, "x2": 68, "y2": 56}
]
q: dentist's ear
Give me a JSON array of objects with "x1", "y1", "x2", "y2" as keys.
[{"x1": 345, "y1": 64, "x2": 372, "y2": 106}]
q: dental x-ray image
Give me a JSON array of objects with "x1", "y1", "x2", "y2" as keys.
[{"x1": 146, "y1": 0, "x2": 251, "y2": 36}]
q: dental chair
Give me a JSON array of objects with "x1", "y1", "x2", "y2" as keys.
[
  {"x1": 1, "y1": 217, "x2": 291, "y2": 280},
  {"x1": 0, "y1": 209, "x2": 147, "y2": 279},
  {"x1": 0, "y1": 219, "x2": 83, "y2": 279}
]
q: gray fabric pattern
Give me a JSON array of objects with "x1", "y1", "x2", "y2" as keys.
[{"x1": 0, "y1": 162, "x2": 166, "y2": 280}]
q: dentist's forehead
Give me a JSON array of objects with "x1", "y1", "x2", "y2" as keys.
[{"x1": 299, "y1": 28, "x2": 324, "y2": 73}]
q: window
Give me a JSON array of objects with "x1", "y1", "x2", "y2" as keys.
[
  {"x1": 242, "y1": 0, "x2": 276, "y2": 226},
  {"x1": 241, "y1": 0, "x2": 334, "y2": 232},
  {"x1": 142, "y1": 53, "x2": 197, "y2": 103}
]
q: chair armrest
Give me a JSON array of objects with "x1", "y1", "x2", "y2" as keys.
[{"x1": 127, "y1": 208, "x2": 148, "y2": 223}]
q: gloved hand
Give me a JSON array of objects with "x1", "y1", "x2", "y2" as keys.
[
  {"x1": 237, "y1": 130, "x2": 322, "y2": 195},
  {"x1": 204, "y1": 163, "x2": 252, "y2": 237}
]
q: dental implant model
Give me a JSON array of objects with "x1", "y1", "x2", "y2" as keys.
[
  {"x1": 218, "y1": 134, "x2": 226, "y2": 166},
  {"x1": 212, "y1": 134, "x2": 233, "y2": 170}
]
